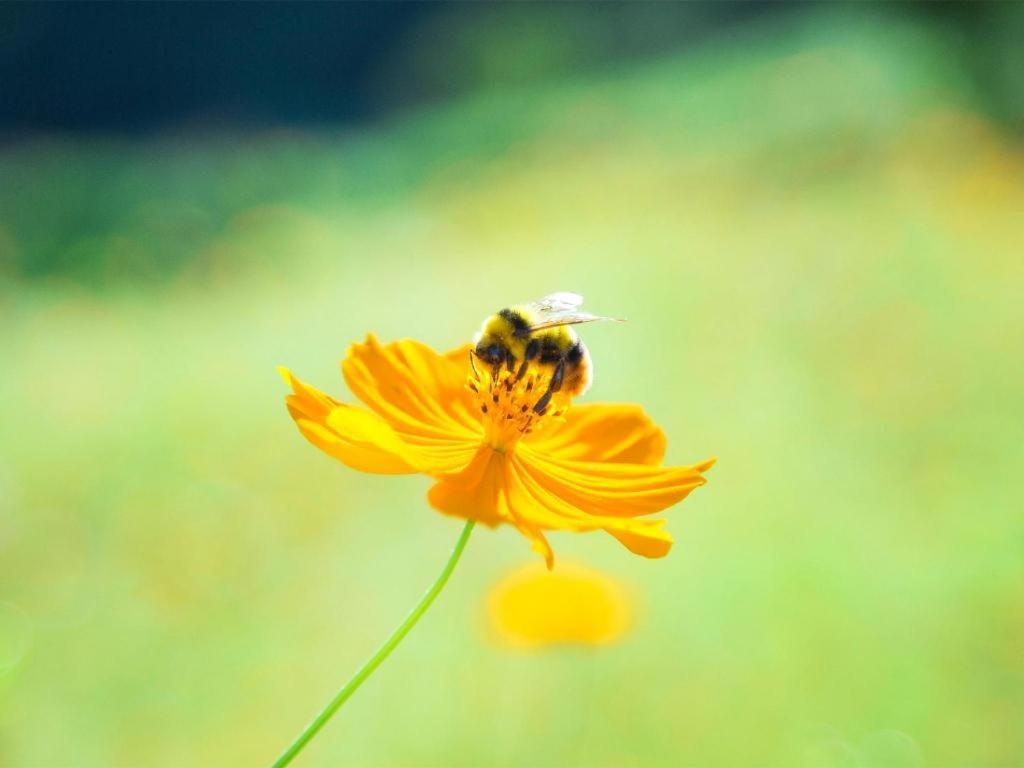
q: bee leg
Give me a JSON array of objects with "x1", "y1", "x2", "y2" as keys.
[
  {"x1": 550, "y1": 360, "x2": 565, "y2": 393},
  {"x1": 515, "y1": 338, "x2": 540, "y2": 382},
  {"x1": 468, "y1": 350, "x2": 480, "y2": 378},
  {"x1": 533, "y1": 389, "x2": 553, "y2": 415},
  {"x1": 532, "y1": 360, "x2": 564, "y2": 414},
  {"x1": 505, "y1": 349, "x2": 516, "y2": 373}
]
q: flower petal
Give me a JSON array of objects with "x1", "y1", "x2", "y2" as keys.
[
  {"x1": 342, "y1": 335, "x2": 482, "y2": 443},
  {"x1": 426, "y1": 447, "x2": 506, "y2": 525},
  {"x1": 510, "y1": 445, "x2": 715, "y2": 558},
  {"x1": 520, "y1": 446, "x2": 713, "y2": 517},
  {"x1": 427, "y1": 447, "x2": 554, "y2": 566},
  {"x1": 604, "y1": 520, "x2": 674, "y2": 559},
  {"x1": 444, "y1": 343, "x2": 474, "y2": 367},
  {"x1": 524, "y1": 402, "x2": 667, "y2": 464},
  {"x1": 505, "y1": 453, "x2": 672, "y2": 558},
  {"x1": 279, "y1": 366, "x2": 415, "y2": 474}
]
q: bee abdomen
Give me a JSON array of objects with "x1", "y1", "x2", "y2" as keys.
[
  {"x1": 565, "y1": 341, "x2": 584, "y2": 366},
  {"x1": 538, "y1": 337, "x2": 564, "y2": 364},
  {"x1": 562, "y1": 340, "x2": 591, "y2": 396}
]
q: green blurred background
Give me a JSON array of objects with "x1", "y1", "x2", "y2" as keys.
[{"x1": 1, "y1": 3, "x2": 1022, "y2": 766}]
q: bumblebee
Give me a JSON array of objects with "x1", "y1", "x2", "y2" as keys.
[{"x1": 473, "y1": 292, "x2": 618, "y2": 414}]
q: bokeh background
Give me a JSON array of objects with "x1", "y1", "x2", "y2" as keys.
[{"x1": 2, "y1": 3, "x2": 1022, "y2": 766}]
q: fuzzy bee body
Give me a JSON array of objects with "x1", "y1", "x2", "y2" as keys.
[{"x1": 473, "y1": 293, "x2": 615, "y2": 412}]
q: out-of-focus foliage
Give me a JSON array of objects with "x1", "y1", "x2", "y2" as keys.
[
  {"x1": 1, "y1": 9, "x2": 1022, "y2": 768},
  {"x1": 4, "y1": 3, "x2": 1023, "y2": 134},
  {"x1": 0, "y1": 8, "x2": 998, "y2": 285}
]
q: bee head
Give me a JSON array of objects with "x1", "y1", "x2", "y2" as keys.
[
  {"x1": 473, "y1": 336, "x2": 507, "y2": 366},
  {"x1": 474, "y1": 308, "x2": 532, "y2": 367}
]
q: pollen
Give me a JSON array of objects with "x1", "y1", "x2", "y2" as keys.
[{"x1": 468, "y1": 356, "x2": 567, "y2": 452}]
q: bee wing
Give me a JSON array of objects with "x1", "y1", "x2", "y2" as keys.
[
  {"x1": 524, "y1": 292, "x2": 622, "y2": 331},
  {"x1": 529, "y1": 292, "x2": 585, "y2": 314},
  {"x1": 526, "y1": 311, "x2": 620, "y2": 332}
]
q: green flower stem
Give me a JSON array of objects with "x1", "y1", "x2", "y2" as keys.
[{"x1": 271, "y1": 520, "x2": 476, "y2": 768}]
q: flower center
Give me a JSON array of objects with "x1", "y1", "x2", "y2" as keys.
[{"x1": 468, "y1": 355, "x2": 570, "y2": 452}]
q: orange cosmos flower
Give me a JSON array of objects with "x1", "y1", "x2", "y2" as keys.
[
  {"x1": 279, "y1": 333, "x2": 713, "y2": 567},
  {"x1": 487, "y1": 561, "x2": 634, "y2": 648}
]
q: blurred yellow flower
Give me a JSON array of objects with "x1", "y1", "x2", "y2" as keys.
[
  {"x1": 487, "y1": 561, "x2": 633, "y2": 648},
  {"x1": 280, "y1": 334, "x2": 713, "y2": 566}
]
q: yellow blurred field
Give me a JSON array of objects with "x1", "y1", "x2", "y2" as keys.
[{"x1": 1, "y1": 11, "x2": 1022, "y2": 767}]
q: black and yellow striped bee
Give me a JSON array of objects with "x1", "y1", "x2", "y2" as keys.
[{"x1": 473, "y1": 292, "x2": 619, "y2": 414}]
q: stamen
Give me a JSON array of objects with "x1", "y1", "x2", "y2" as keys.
[{"x1": 467, "y1": 351, "x2": 573, "y2": 451}]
